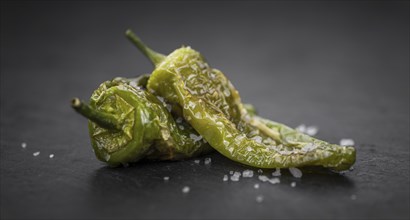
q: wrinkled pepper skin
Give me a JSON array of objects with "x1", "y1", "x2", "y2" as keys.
[
  {"x1": 127, "y1": 30, "x2": 356, "y2": 171},
  {"x1": 73, "y1": 77, "x2": 212, "y2": 166}
]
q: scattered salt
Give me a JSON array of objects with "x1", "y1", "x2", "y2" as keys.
[
  {"x1": 163, "y1": 176, "x2": 170, "y2": 181},
  {"x1": 254, "y1": 183, "x2": 260, "y2": 189},
  {"x1": 305, "y1": 126, "x2": 318, "y2": 136},
  {"x1": 258, "y1": 175, "x2": 269, "y2": 182},
  {"x1": 182, "y1": 186, "x2": 190, "y2": 193},
  {"x1": 176, "y1": 117, "x2": 183, "y2": 123},
  {"x1": 268, "y1": 178, "x2": 280, "y2": 184},
  {"x1": 291, "y1": 182, "x2": 296, "y2": 187},
  {"x1": 21, "y1": 142, "x2": 27, "y2": 148},
  {"x1": 194, "y1": 159, "x2": 200, "y2": 164},
  {"x1": 256, "y1": 195, "x2": 264, "y2": 203},
  {"x1": 296, "y1": 124, "x2": 318, "y2": 136},
  {"x1": 49, "y1": 154, "x2": 54, "y2": 159},
  {"x1": 204, "y1": 157, "x2": 212, "y2": 165},
  {"x1": 33, "y1": 151, "x2": 40, "y2": 157},
  {"x1": 295, "y1": 124, "x2": 306, "y2": 133},
  {"x1": 272, "y1": 168, "x2": 281, "y2": 177},
  {"x1": 289, "y1": 167, "x2": 303, "y2": 178},
  {"x1": 242, "y1": 170, "x2": 254, "y2": 178},
  {"x1": 223, "y1": 175, "x2": 228, "y2": 181},
  {"x1": 252, "y1": 136, "x2": 262, "y2": 143},
  {"x1": 340, "y1": 139, "x2": 355, "y2": 146},
  {"x1": 230, "y1": 171, "x2": 241, "y2": 181},
  {"x1": 190, "y1": 134, "x2": 203, "y2": 142}
]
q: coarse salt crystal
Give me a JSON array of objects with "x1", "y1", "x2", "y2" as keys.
[
  {"x1": 242, "y1": 170, "x2": 254, "y2": 178},
  {"x1": 182, "y1": 186, "x2": 190, "y2": 193},
  {"x1": 21, "y1": 142, "x2": 27, "y2": 148},
  {"x1": 340, "y1": 139, "x2": 355, "y2": 146},
  {"x1": 268, "y1": 178, "x2": 280, "y2": 184},
  {"x1": 289, "y1": 167, "x2": 303, "y2": 178},
  {"x1": 258, "y1": 175, "x2": 269, "y2": 182},
  {"x1": 204, "y1": 157, "x2": 212, "y2": 165},
  {"x1": 254, "y1": 183, "x2": 260, "y2": 189},
  {"x1": 291, "y1": 182, "x2": 296, "y2": 187},
  {"x1": 194, "y1": 159, "x2": 200, "y2": 164},
  {"x1": 49, "y1": 154, "x2": 54, "y2": 159},
  {"x1": 230, "y1": 175, "x2": 240, "y2": 182},
  {"x1": 163, "y1": 176, "x2": 170, "y2": 181},
  {"x1": 295, "y1": 124, "x2": 306, "y2": 133},
  {"x1": 33, "y1": 151, "x2": 40, "y2": 157},
  {"x1": 272, "y1": 168, "x2": 281, "y2": 177},
  {"x1": 223, "y1": 175, "x2": 228, "y2": 181},
  {"x1": 256, "y1": 195, "x2": 264, "y2": 203},
  {"x1": 305, "y1": 126, "x2": 318, "y2": 136}
]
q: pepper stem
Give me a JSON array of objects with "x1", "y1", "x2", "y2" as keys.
[
  {"x1": 125, "y1": 29, "x2": 166, "y2": 66},
  {"x1": 71, "y1": 98, "x2": 122, "y2": 131}
]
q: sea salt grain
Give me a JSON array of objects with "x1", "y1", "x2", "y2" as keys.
[
  {"x1": 33, "y1": 152, "x2": 40, "y2": 157},
  {"x1": 289, "y1": 167, "x2": 303, "y2": 178},
  {"x1": 291, "y1": 182, "x2": 296, "y2": 187},
  {"x1": 182, "y1": 186, "x2": 190, "y2": 193},
  {"x1": 305, "y1": 126, "x2": 318, "y2": 136},
  {"x1": 256, "y1": 195, "x2": 264, "y2": 203},
  {"x1": 340, "y1": 139, "x2": 355, "y2": 146},
  {"x1": 272, "y1": 168, "x2": 281, "y2": 177},
  {"x1": 49, "y1": 154, "x2": 54, "y2": 159},
  {"x1": 254, "y1": 183, "x2": 260, "y2": 189},
  {"x1": 242, "y1": 170, "x2": 254, "y2": 178},
  {"x1": 194, "y1": 159, "x2": 200, "y2": 164},
  {"x1": 21, "y1": 142, "x2": 27, "y2": 148},
  {"x1": 223, "y1": 175, "x2": 228, "y2": 181},
  {"x1": 231, "y1": 171, "x2": 241, "y2": 181},
  {"x1": 163, "y1": 176, "x2": 170, "y2": 181},
  {"x1": 204, "y1": 158, "x2": 212, "y2": 165},
  {"x1": 296, "y1": 124, "x2": 318, "y2": 136},
  {"x1": 295, "y1": 124, "x2": 306, "y2": 133}
]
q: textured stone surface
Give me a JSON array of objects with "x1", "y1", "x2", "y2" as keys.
[{"x1": 1, "y1": 1, "x2": 408, "y2": 219}]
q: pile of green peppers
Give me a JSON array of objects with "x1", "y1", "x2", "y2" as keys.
[{"x1": 72, "y1": 29, "x2": 356, "y2": 171}]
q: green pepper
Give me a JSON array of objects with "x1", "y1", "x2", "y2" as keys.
[
  {"x1": 72, "y1": 77, "x2": 212, "y2": 166},
  {"x1": 126, "y1": 29, "x2": 355, "y2": 171}
]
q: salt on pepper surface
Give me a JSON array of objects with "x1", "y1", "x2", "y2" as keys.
[
  {"x1": 33, "y1": 152, "x2": 40, "y2": 157},
  {"x1": 21, "y1": 142, "x2": 27, "y2": 148},
  {"x1": 49, "y1": 154, "x2": 54, "y2": 159}
]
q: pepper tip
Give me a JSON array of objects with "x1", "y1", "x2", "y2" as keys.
[{"x1": 71, "y1": 98, "x2": 81, "y2": 108}]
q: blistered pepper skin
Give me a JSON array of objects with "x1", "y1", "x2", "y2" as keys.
[
  {"x1": 127, "y1": 30, "x2": 356, "y2": 171},
  {"x1": 73, "y1": 77, "x2": 212, "y2": 166}
]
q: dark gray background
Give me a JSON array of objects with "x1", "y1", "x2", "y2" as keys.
[{"x1": 1, "y1": 1, "x2": 409, "y2": 219}]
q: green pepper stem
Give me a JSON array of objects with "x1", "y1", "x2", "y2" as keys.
[
  {"x1": 71, "y1": 98, "x2": 122, "y2": 131},
  {"x1": 125, "y1": 29, "x2": 166, "y2": 66}
]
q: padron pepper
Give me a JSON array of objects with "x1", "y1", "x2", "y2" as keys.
[
  {"x1": 72, "y1": 76, "x2": 212, "y2": 166},
  {"x1": 126, "y1": 29, "x2": 356, "y2": 171}
]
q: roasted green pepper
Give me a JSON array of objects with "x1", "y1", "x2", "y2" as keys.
[
  {"x1": 72, "y1": 76, "x2": 212, "y2": 166},
  {"x1": 126, "y1": 29, "x2": 356, "y2": 171}
]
